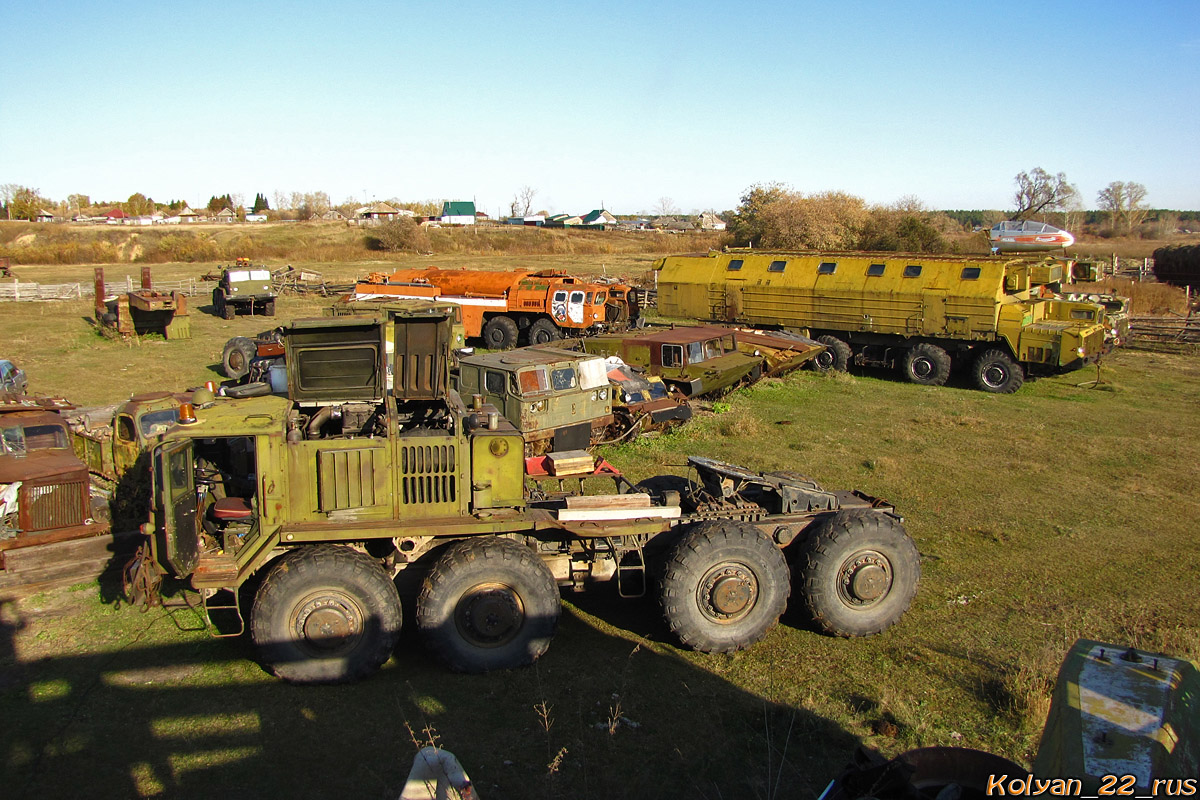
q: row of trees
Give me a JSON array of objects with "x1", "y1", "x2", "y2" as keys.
[{"x1": 723, "y1": 169, "x2": 1166, "y2": 251}]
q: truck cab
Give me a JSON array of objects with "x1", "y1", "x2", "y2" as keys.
[
  {"x1": 580, "y1": 326, "x2": 762, "y2": 396},
  {"x1": 213, "y1": 258, "x2": 276, "y2": 320}
]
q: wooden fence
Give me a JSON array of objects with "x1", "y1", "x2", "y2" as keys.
[
  {"x1": 1128, "y1": 314, "x2": 1200, "y2": 352},
  {"x1": 0, "y1": 276, "x2": 210, "y2": 302}
]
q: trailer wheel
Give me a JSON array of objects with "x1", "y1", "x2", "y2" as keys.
[
  {"x1": 527, "y1": 318, "x2": 560, "y2": 345},
  {"x1": 482, "y1": 316, "x2": 519, "y2": 349},
  {"x1": 251, "y1": 545, "x2": 403, "y2": 684},
  {"x1": 660, "y1": 520, "x2": 789, "y2": 653},
  {"x1": 417, "y1": 537, "x2": 560, "y2": 673},
  {"x1": 264, "y1": 299, "x2": 276, "y2": 317},
  {"x1": 795, "y1": 511, "x2": 919, "y2": 637},
  {"x1": 971, "y1": 349, "x2": 1024, "y2": 393},
  {"x1": 902, "y1": 343, "x2": 952, "y2": 386},
  {"x1": 222, "y1": 336, "x2": 258, "y2": 380},
  {"x1": 812, "y1": 336, "x2": 852, "y2": 372}
]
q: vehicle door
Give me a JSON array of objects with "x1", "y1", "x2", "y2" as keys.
[
  {"x1": 567, "y1": 291, "x2": 585, "y2": 324},
  {"x1": 153, "y1": 439, "x2": 201, "y2": 576}
]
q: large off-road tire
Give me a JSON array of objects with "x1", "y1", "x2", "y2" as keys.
[
  {"x1": 264, "y1": 298, "x2": 276, "y2": 317},
  {"x1": 659, "y1": 520, "x2": 789, "y2": 653},
  {"x1": 794, "y1": 510, "x2": 919, "y2": 637},
  {"x1": 902, "y1": 343, "x2": 952, "y2": 386},
  {"x1": 214, "y1": 288, "x2": 234, "y2": 319},
  {"x1": 481, "y1": 315, "x2": 519, "y2": 350},
  {"x1": 971, "y1": 348, "x2": 1024, "y2": 394},
  {"x1": 812, "y1": 335, "x2": 852, "y2": 372},
  {"x1": 250, "y1": 545, "x2": 403, "y2": 684},
  {"x1": 526, "y1": 318, "x2": 560, "y2": 345},
  {"x1": 416, "y1": 537, "x2": 560, "y2": 673},
  {"x1": 222, "y1": 336, "x2": 258, "y2": 380}
]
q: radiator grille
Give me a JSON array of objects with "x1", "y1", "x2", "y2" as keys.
[
  {"x1": 399, "y1": 444, "x2": 457, "y2": 505},
  {"x1": 24, "y1": 481, "x2": 87, "y2": 531}
]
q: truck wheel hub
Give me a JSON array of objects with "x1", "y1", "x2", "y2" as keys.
[
  {"x1": 295, "y1": 596, "x2": 362, "y2": 652},
  {"x1": 456, "y1": 583, "x2": 524, "y2": 646},
  {"x1": 701, "y1": 565, "x2": 758, "y2": 620},
  {"x1": 839, "y1": 553, "x2": 891, "y2": 605},
  {"x1": 982, "y1": 365, "x2": 1008, "y2": 387},
  {"x1": 912, "y1": 358, "x2": 934, "y2": 378}
]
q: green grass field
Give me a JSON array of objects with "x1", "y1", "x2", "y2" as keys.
[{"x1": 1, "y1": 258, "x2": 1197, "y2": 799}]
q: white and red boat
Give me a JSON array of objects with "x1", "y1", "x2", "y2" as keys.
[{"x1": 988, "y1": 219, "x2": 1075, "y2": 252}]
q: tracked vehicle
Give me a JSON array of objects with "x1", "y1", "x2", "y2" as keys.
[{"x1": 133, "y1": 306, "x2": 920, "y2": 683}]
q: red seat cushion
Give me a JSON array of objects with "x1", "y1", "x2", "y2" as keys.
[{"x1": 211, "y1": 496, "x2": 253, "y2": 521}]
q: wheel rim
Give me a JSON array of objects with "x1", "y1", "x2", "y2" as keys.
[
  {"x1": 836, "y1": 550, "x2": 893, "y2": 608},
  {"x1": 290, "y1": 589, "x2": 365, "y2": 656},
  {"x1": 911, "y1": 357, "x2": 934, "y2": 380},
  {"x1": 981, "y1": 363, "x2": 1008, "y2": 388},
  {"x1": 454, "y1": 582, "x2": 525, "y2": 648},
  {"x1": 228, "y1": 350, "x2": 246, "y2": 372},
  {"x1": 696, "y1": 561, "x2": 759, "y2": 623},
  {"x1": 532, "y1": 329, "x2": 552, "y2": 344},
  {"x1": 815, "y1": 351, "x2": 834, "y2": 370}
]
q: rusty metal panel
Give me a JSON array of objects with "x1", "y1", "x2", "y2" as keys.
[{"x1": 20, "y1": 480, "x2": 87, "y2": 531}]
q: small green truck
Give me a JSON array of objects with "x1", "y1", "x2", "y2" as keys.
[
  {"x1": 130, "y1": 307, "x2": 920, "y2": 683},
  {"x1": 212, "y1": 258, "x2": 276, "y2": 320}
]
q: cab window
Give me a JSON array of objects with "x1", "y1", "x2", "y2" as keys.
[
  {"x1": 24, "y1": 424, "x2": 69, "y2": 450},
  {"x1": 484, "y1": 370, "x2": 506, "y2": 395},
  {"x1": 518, "y1": 368, "x2": 549, "y2": 394},
  {"x1": 662, "y1": 345, "x2": 684, "y2": 367},
  {"x1": 703, "y1": 339, "x2": 722, "y2": 359},
  {"x1": 767, "y1": 260, "x2": 786, "y2": 273},
  {"x1": 687, "y1": 342, "x2": 704, "y2": 363},
  {"x1": 595, "y1": 292, "x2": 606, "y2": 304},
  {"x1": 867, "y1": 264, "x2": 885, "y2": 276},
  {"x1": 116, "y1": 415, "x2": 137, "y2": 442},
  {"x1": 1070, "y1": 309, "x2": 1096, "y2": 320},
  {"x1": 903, "y1": 265, "x2": 922, "y2": 277},
  {"x1": 585, "y1": 292, "x2": 593, "y2": 304},
  {"x1": 553, "y1": 290, "x2": 567, "y2": 303},
  {"x1": 817, "y1": 262, "x2": 837, "y2": 274},
  {"x1": 727, "y1": 259, "x2": 744, "y2": 271},
  {"x1": 139, "y1": 408, "x2": 180, "y2": 437},
  {"x1": 961, "y1": 267, "x2": 981, "y2": 280},
  {"x1": 550, "y1": 368, "x2": 577, "y2": 391},
  {"x1": 569, "y1": 291, "x2": 584, "y2": 304}
]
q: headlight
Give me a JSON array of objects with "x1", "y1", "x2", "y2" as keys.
[{"x1": 1076, "y1": 346, "x2": 1086, "y2": 357}]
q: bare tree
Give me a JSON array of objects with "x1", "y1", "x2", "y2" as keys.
[
  {"x1": 1012, "y1": 168, "x2": 1077, "y2": 219},
  {"x1": 510, "y1": 185, "x2": 536, "y2": 217},
  {"x1": 654, "y1": 196, "x2": 680, "y2": 217},
  {"x1": 0, "y1": 184, "x2": 18, "y2": 219},
  {"x1": 1097, "y1": 181, "x2": 1149, "y2": 234}
]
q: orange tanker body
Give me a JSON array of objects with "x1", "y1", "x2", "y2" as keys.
[{"x1": 354, "y1": 267, "x2": 637, "y2": 348}]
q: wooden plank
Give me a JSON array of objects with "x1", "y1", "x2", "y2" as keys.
[
  {"x1": 565, "y1": 493, "x2": 651, "y2": 510},
  {"x1": 558, "y1": 506, "x2": 681, "y2": 522},
  {"x1": 547, "y1": 450, "x2": 594, "y2": 476}
]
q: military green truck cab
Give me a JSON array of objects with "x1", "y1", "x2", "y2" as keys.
[
  {"x1": 579, "y1": 326, "x2": 762, "y2": 397},
  {"x1": 456, "y1": 346, "x2": 614, "y2": 453},
  {"x1": 136, "y1": 307, "x2": 921, "y2": 685},
  {"x1": 212, "y1": 258, "x2": 276, "y2": 320}
]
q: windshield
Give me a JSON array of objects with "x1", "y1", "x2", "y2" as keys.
[
  {"x1": 139, "y1": 408, "x2": 180, "y2": 437},
  {"x1": 23, "y1": 423, "x2": 70, "y2": 450}
]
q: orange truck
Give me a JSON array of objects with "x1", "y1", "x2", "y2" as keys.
[{"x1": 354, "y1": 267, "x2": 638, "y2": 348}]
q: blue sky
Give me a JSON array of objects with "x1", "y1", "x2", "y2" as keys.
[{"x1": 1, "y1": 0, "x2": 1196, "y2": 216}]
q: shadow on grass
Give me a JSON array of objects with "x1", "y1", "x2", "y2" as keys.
[{"x1": 0, "y1": 585, "x2": 861, "y2": 800}]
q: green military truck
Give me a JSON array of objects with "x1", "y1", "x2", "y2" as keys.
[
  {"x1": 578, "y1": 326, "x2": 764, "y2": 397},
  {"x1": 656, "y1": 250, "x2": 1113, "y2": 393},
  {"x1": 131, "y1": 306, "x2": 921, "y2": 683},
  {"x1": 212, "y1": 258, "x2": 276, "y2": 320},
  {"x1": 456, "y1": 346, "x2": 614, "y2": 453}
]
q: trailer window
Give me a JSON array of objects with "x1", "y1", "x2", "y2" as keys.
[
  {"x1": 767, "y1": 260, "x2": 786, "y2": 273},
  {"x1": 550, "y1": 368, "x2": 577, "y2": 391},
  {"x1": 662, "y1": 345, "x2": 684, "y2": 367},
  {"x1": 867, "y1": 264, "x2": 886, "y2": 276},
  {"x1": 903, "y1": 265, "x2": 923, "y2": 277},
  {"x1": 817, "y1": 262, "x2": 837, "y2": 274},
  {"x1": 726, "y1": 259, "x2": 743, "y2": 271},
  {"x1": 961, "y1": 267, "x2": 981, "y2": 280},
  {"x1": 484, "y1": 370, "x2": 506, "y2": 395}
]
